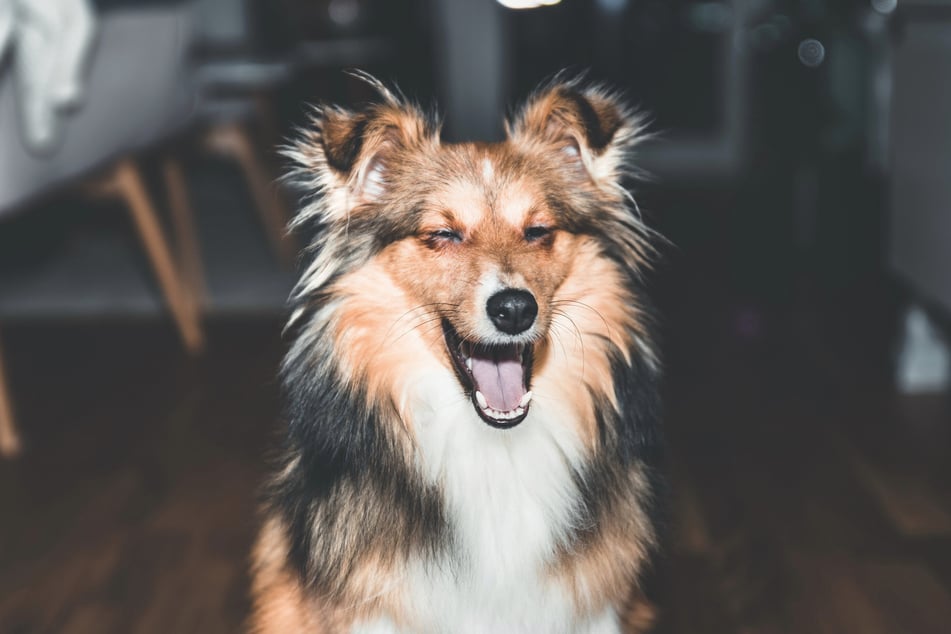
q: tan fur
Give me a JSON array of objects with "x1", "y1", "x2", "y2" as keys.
[
  {"x1": 326, "y1": 142, "x2": 647, "y2": 454},
  {"x1": 622, "y1": 587, "x2": 658, "y2": 634},
  {"x1": 250, "y1": 517, "x2": 409, "y2": 633},
  {"x1": 327, "y1": 259, "x2": 439, "y2": 427},
  {"x1": 532, "y1": 238, "x2": 647, "y2": 450},
  {"x1": 377, "y1": 149, "x2": 576, "y2": 340},
  {"x1": 253, "y1": 79, "x2": 659, "y2": 633},
  {"x1": 249, "y1": 518, "x2": 326, "y2": 634},
  {"x1": 551, "y1": 468, "x2": 656, "y2": 610}
]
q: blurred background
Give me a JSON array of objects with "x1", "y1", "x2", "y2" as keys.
[{"x1": 1, "y1": 0, "x2": 950, "y2": 632}]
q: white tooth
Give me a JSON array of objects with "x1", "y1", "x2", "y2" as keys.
[
  {"x1": 466, "y1": 357, "x2": 472, "y2": 371},
  {"x1": 519, "y1": 391, "x2": 533, "y2": 407},
  {"x1": 475, "y1": 391, "x2": 488, "y2": 409}
]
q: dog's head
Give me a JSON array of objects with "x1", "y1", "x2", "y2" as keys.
[{"x1": 287, "y1": 76, "x2": 653, "y2": 430}]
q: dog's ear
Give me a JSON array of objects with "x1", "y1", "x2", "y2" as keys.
[
  {"x1": 507, "y1": 81, "x2": 645, "y2": 185},
  {"x1": 290, "y1": 80, "x2": 438, "y2": 207}
]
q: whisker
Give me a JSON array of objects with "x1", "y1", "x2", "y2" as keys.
[
  {"x1": 391, "y1": 315, "x2": 445, "y2": 345},
  {"x1": 551, "y1": 299, "x2": 614, "y2": 340},
  {"x1": 418, "y1": 319, "x2": 450, "y2": 342},
  {"x1": 384, "y1": 303, "x2": 460, "y2": 335},
  {"x1": 550, "y1": 309, "x2": 586, "y2": 379},
  {"x1": 375, "y1": 302, "x2": 461, "y2": 354},
  {"x1": 546, "y1": 321, "x2": 571, "y2": 364}
]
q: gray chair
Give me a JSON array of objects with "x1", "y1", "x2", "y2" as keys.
[{"x1": 0, "y1": 4, "x2": 202, "y2": 456}]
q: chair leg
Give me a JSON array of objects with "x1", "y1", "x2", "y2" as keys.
[
  {"x1": 112, "y1": 160, "x2": 205, "y2": 354},
  {"x1": 0, "y1": 335, "x2": 22, "y2": 458},
  {"x1": 162, "y1": 157, "x2": 207, "y2": 309},
  {"x1": 206, "y1": 122, "x2": 297, "y2": 267}
]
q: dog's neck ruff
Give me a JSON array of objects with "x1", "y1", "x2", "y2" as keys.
[{"x1": 404, "y1": 368, "x2": 593, "y2": 631}]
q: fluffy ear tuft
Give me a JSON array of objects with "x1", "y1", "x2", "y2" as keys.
[
  {"x1": 507, "y1": 79, "x2": 646, "y2": 183},
  {"x1": 320, "y1": 108, "x2": 371, "y2": 175},
  {"x1": 287, "y1": 77, "x2": 439, "y2": 208}
]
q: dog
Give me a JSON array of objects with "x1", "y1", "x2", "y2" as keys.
[{"x1": 249, "y1": 75, "x2": 664, "y2": 634}]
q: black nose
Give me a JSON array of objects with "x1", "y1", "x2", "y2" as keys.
[{"x1": 486, "y1": 289, "x2": 538, "y2": 335}]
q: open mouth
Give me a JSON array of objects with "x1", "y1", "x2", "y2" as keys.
[{"x1": 442, "y1": 320, "x2": 534, "y2": 428}]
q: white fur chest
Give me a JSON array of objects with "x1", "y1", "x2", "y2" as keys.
[{"x1": 375, "y1": 371, "x2": 619, "y2": 633}]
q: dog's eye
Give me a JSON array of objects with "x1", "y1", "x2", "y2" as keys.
[
  {"x1": 524, "y1": 226, "x2": 553, "y2": 242},
  {"x1": 430, "y1": 229, "x2": 463, "y2": 244}
]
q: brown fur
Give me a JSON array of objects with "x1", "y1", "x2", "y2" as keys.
[
  {"x1": 249, "y1": 518, "x2": 326, "y2": 634},
  {"x1": 251, "y1": 518, "x2": 411, "y2": 633},
  {"x1": 252, "y1": 77, "x2": 660, "y2": 633},
  {"x1": 551, "y1": 468, "x2": 656, "y2": 611}
]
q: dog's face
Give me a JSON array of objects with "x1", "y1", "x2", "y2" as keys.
[
  {"x1": 378, "y1": 144, "x2": 581, "y2": 427},
  {"x1": 290, "y1": 80, "x2": 649, "y2": 429}
]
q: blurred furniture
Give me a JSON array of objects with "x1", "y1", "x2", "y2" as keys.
[
  {"x1": 486, "y1": 0, "x2": 755, "y2": 178},
  {"x1": 195, "y1": 92, "x2": 297, "y2": 268},
  {"x1": 0, "y1": 335, "x2": 18, "y2": 455},
  {"x1": 0, "y1": 5, "x2": 202, "y2": 342},
  {"x1": 82, "y1": 159, "x2": 204, "y2": 351},
  {"x1": 0, "y1": 4, "x2": 201, "y2": 455},
  {"x1": 433, "y1": 0, "x2": 508, "y2": 142},
  {"x1": 888, "y1": 3, "x2": 951, "y2": 315},
  {"x1": 190, "y1": 0, "x2": 297, "y2": 268},
  {"x1": 886, "y1": 3, "x2": 951, "y2": 393}
]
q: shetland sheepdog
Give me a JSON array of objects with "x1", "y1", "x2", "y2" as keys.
[{"x1": 250, "y1": 75, "x2": 664, "y2": 634}]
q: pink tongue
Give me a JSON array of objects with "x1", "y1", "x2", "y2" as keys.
[{"x1": 470, "y1": 349, "x2": 526, "y2": 411}]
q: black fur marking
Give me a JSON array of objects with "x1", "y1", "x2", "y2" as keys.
[
  {"x1": 322, "y1": 113, "x2": 369, "y2": 174},
  {"x1": 560, "y1": 301, "x2": 666, "y2": 557},
  {"x1": 268, "y1": 317, "x2": 450, "y2": 596},
  {"x1": 599, "y1": 228, "x2": 651, "y2": 282},
  {"x1": 603, "y1": 349, "x2": 663, "y2": 468},
  {"x1": 561, "y1": 89, "x2": 622, "y2": 152},
  {"x1": 346, "y1": 203, "x2": 425, "y2": 252},
  {"x1": 543, "y1": 193, "x2": 649, "y2": 288}
]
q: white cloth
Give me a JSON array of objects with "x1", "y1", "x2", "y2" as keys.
[
  {"x1": 0, "y1": 0, "x2": 97, "y2": 152},
  {"x1": 896, "y1": 304, "x2": 951, "y2": 394}
]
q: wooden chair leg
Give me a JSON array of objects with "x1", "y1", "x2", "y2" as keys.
[
  {"x1": 206, "y1": 122, "x2": 297, "y2": 267},
  {"x1": 253, "y1": 92, "x2": 282, "y2": 154},
  {"x1": 113, "y1": 160, "x2": 204, "y2": 354},
  {"x1": 162, "y1": 157, "x2": 207, "y2": 310},
  {"x1": 0, "y1": 335, "x2": 22, "y2": 458}
]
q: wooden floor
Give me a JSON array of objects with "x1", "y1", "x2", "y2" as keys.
[{"x1": 1, "y1": 278, "x2": 949, "y2": 632}]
